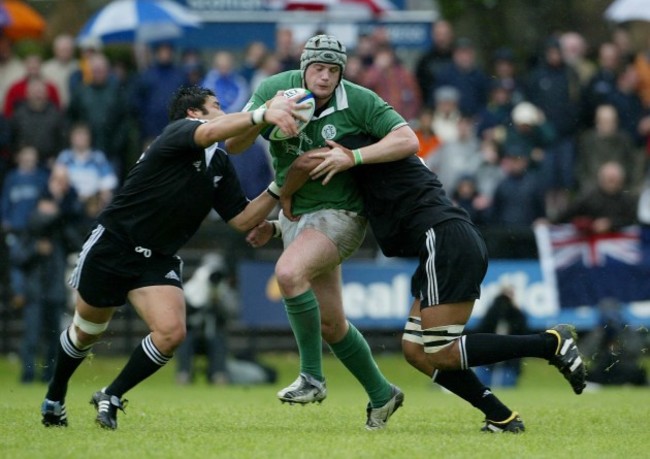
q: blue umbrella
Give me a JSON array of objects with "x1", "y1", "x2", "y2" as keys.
[{"x1": 77, "y1": 0, "x2": 201, "y2": 45}]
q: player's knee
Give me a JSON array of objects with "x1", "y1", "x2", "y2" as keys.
[
  {"x1": 401, "y1": 340, "x2": 423, "y2": 368},
  {"x1": 274, "y1": 262, "x2": 305, "y2": 293},
  {"x1": 154, "y1": 324, "x2": 186, "y2": 353},
  {"x1": 422, "y1": 324, "x2": 464, "y2": 370}
]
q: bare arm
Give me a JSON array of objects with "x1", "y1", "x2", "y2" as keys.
[
  {"x1": 199, "y1": 93, "x2": 307, "y2": 149},
  {"x1": 309, "y1": 125, "x2": 419, "y2": 184},
  {"x1": 224, "y1": 92, "x2": 310, "y2": 153},
  {"x1": 226, "y1": 189, "x2": 278, "y2": 232}
]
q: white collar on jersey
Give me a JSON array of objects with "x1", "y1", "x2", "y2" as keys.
[{"x1": 312, "y1": 83, "x2": 349, "y2": 120}]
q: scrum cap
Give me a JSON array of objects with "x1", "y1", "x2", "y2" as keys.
[{"x1": 300, "y1": 34, "x2": 347, "y2": 78}]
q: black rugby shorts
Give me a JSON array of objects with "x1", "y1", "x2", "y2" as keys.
[
  {"x1": 411, "y1": 219, "x2": 488, "y2": 308},
  {"x1": 69, "y1": 225, "x2": 183, "y2": 307}
]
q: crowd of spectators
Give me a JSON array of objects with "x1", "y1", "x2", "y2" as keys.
[{"x1": 2, "y1": 21, "x2": 650, "y2": 380}]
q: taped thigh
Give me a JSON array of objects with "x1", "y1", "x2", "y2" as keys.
[
  {"x1": 422, "y1": 324, "x2": 464, "y2": 354},
  {"x1": 73, "y1": 310, "x2": 110, "y2": 335},
  {"x1": 402, "y1": 316, "x2": 423, "y2": 345}
]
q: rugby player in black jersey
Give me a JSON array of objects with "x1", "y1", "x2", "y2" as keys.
[
  {"x1": 248, "y1": 134, "x2": 586, "y2": 433},
  {"x1": 40, "y1": 85, "x2": 304, "y2": 430}
]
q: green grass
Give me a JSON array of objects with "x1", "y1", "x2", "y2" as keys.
[{"x1": 2, "y1": 353, "x2": 649, "y2": 459}]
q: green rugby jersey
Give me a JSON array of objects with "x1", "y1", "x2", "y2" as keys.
[{"x1": 245, "y1": 70, "x2": 408, "y2": 216}]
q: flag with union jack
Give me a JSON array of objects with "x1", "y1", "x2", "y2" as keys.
[{"x1": 535, "y1": 224, "x2": 650, "y2": 308}]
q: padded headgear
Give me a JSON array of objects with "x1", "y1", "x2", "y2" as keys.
[{"x1": 300, "y1": 34, "x2": 347, "y2": 78}]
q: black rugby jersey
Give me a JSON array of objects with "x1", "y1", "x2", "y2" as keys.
[
  {"x1": 98, "y1": 118, "x2": 249, "y2": 256},
  {"x1": 342, "y1": 134, "x2": 471, "y2": 258}
]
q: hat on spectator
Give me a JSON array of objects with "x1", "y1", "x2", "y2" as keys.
[
  {"x1": 512, "y1": 101, "x2": 542, "y2": 125},
  {"x1": 434, "y1": 85, "x2": 460, "y2": 104},
  {"x1": 455, "y1": 37, "x2": 474, "y2": 49},
  {"x1": 493, "y1": 47, "x2": 515, "y2": 63}
]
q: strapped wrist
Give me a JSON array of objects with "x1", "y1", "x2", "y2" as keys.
[
  {"x1": 266, "y1": 181, "x2": 280, "y2": 199},
  {"x1": 269, "y1": 220, "x2": 282, "y2": 238},
  {"x1": 352, "y1": 148, "x2": 364, "y2": 165},
  {"x1": 252, "y1": 105, "x2": 268, "y2": 125}
]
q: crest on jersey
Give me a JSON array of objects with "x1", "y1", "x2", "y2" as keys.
[
  {"x1": 193, "y1": 161, "x2": 202, "y2": 172},
  {"x1": 213, "y1": 176, "x2": 223, "y2": 187},
  {"x1": 321, "y1": 124, "x2": 336, "y2": 140}
]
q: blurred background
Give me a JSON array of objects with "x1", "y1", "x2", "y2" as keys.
[{"x1": 1, "y1": 0, "x2": 649, "y2": 387}]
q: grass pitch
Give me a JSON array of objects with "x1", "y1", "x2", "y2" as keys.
[{"x1": 2, "y1": 352, "x2": 649, "y2": 459}]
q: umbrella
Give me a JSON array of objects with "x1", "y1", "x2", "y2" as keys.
[
  {"x1": 77, "y1": 0, "x2": 201, "y2": 45},
  {"x1": 0, "y1": 0, "x2": 46, "y2": 40},
  {"x1": 604, "y1": 0, "x2": 650, "y2": 22}
]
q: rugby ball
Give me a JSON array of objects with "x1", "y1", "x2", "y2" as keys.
[{"x1": 262, "y1": 88, "x2": 316, "y2": 141}]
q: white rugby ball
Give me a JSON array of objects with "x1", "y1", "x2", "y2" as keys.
[{"x1": 262, "y1": 88, "x2": 316, "y2": 141}]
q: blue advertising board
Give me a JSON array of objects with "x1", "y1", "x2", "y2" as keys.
[{"x1": 239, "y1": 259, "x2": 650, "y2": 331}]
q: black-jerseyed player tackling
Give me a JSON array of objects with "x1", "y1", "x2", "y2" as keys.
[
  {"x1": 40, "y1": 86, "x2": 303, "y2": 430},
  {"x1": 248, "y1": 134, "x2": 587, "y2": 433}
]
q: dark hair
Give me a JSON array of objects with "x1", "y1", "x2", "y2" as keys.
[{"x1": 168, "y1": 85, "x2": 215, "y2": 121}]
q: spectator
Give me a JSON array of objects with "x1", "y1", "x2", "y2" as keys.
[
  {"x1": 426, "y1": 116, "x2": 481, "y2": 191},
  {"x1": 415, "y1": 19, "x2": 455, "y2": 107},
  {"x1": 0, "y1": 112, "x2": 10, "y2": 181},
  {"x1": 41, "y1": 34, "x2": 79, "y2": 109},
  {"x1": 450, "y1": 174, "x2": 488, "y2": 226},
  {"x1": 68, "y1": 37, "x2": 103, "y2": 93},
  {"x1": 228, "y1": 139, "x2": 273, "y2": 200},
  {"x1": 250, "y1": 53, "x2": 282, "y2": 93},
  {"x1": 202, "y1": 51, "x2": 250, "y2": 114},
  {"x1": 473, "y1": 286, "x2": 529, "y2": 388},
  {"x1": 489, "y1": 47, "x2": 526, "y2": 105},
  {"x1": 580, "y1": 42, "x2": 622, "y2": 129},
  {"x1": 554, "y1": 161, "x2": 638, "y2": 233},
  {"x1": 486, "y1": 146, "x2": 546, "y2": 258},
  {"x1": 181, "y1": 48, "x2": 206, "y2": 86},
  {"x1": 606, "y1": 62, "x2": 647, "y2": 147},
  {"x1": 1, "y1": 145, "x2": 49, "y2": 308},
  {"x1": 0, "y1": 35, "x2": 25, "y2": 111},
  {"x1": 413, "y1": 107, "x2": 441, "y2": 161},
  {"x1": 3, "y1": 54, "x2": 61, "y2": 118},
  {"x1": 55, "y1": 122, "x2": 118, "y2": 206},
  {"x1": 275, "y1": 27, "x2": 300, "y2": 71},
  {"x1": 526, "y1": 36, "x2": 582, "y2": 216},
  {"x1": 435, "y1": 37, "x2": 490, "y2": 117},
  {"x1": 343, "y1": 53, "x2": 364, "y2": 85},
  {"x1": 10, "y1": 78, "x2": 67, "y2": 167},
  {"x1": 175, "y1": 253, "x2": 235, "y2": 385},
  {"x1": 240, "y1": 41, "x2": 268, "y2": 85},
  {"x1": 133, "y1": 42, "x2": 189, "y2": 147},
  {"x1": 576, "y1": 104, "x2": 639, "y2": 193},
  {"x1": 560, "y1": 31, "x2": 596, "y2": 87},
  {"x1": 431, "y1": 86, "x2": 462, "y2": 144},
  {"x1": 12, "y1": 164, "x2": 83, "y2": 383},
  {"x1": 638, "y1": 168, "x2": 650, "y2": 225},
  {"x1": 476, "y1": 79, "x2": 515, "y2": 141},
  {"x1": 361, "y1": 44, "x2": 421, "y2": 122},
  {"x1": 474, "y1": 138, "x2": 505, "y2": 203},
  {"x1": 497, "y1": 101, "x2": 556, "y2": 172},
  {"x1": 68, "y1": 53, "x2": 131, "y2": 179}
]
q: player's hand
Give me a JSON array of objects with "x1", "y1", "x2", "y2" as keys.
[
  {"x1": 308, "y1": 140, "x2": 354, "y2": 185},
  {"x1": 280, "y1": 195, "x2": 299, "y2": 222},
  {"x1": 246, "y1": 221, "x2": 273, "y2": 247}
]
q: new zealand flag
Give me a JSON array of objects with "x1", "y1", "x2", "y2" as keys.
[{"x1": 535, "y1": 224, "x2": 650, "y2": 308}]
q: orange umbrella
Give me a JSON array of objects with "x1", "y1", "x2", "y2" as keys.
[{"x1": 0, "y1": 0, "x2": 46, "y2": 40}]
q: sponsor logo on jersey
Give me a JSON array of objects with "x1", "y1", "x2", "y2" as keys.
[
  {"x1": 193, "y1": 161, "x2": 202, "y2": 172},
  {"x1": 213, "y1": 176, "x2": 223, "y2": 187}
]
